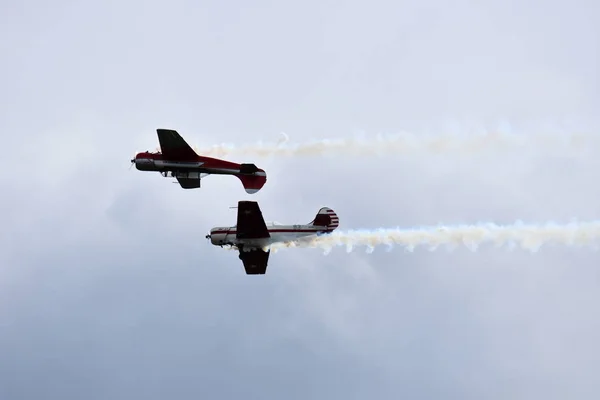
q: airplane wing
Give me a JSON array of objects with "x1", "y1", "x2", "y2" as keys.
[
  {"x1": 239, "y1": 249, "x2": 270, "y2": 274},
  {"x1": 176, "y1": 177, "x2": 200, "y2": 189},
  {"x1": 156, "y1": 129, "x2": 198, "y2": 160},
  {"x1": 235, "y1": 201, "x2": 270, "y2": 239}
]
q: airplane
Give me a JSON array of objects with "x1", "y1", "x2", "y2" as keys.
[
  {"x1": 205, "y1": 201, "x2": 339, "y2": 274},
  {"x1": 131, "y1": 129, "x2": 267, "y2": 193}
]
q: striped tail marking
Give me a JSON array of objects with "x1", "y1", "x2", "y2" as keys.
[{"x1": 310, "y1": 207, "x2": 339, "y2": 232}]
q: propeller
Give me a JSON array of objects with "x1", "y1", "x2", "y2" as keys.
[{"x1": 129, "y1": 153, "x2": 137, "y2": 170}]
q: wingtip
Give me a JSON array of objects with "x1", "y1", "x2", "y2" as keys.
[{"x1": 156, "y1": 128, "x2": 177, "y2": 134}]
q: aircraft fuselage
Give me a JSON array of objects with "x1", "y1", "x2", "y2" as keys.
[
  {"x1": 132, "y1": 149, "x2": 267, "y2": 193},
  {"x1": 133, "y1": 152, "x2": 265, "y2": 177},
  {"x1": 208, "y1": 224, "x2": 332, "y2": 249}
]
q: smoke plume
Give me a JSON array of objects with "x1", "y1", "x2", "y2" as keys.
[
  {"x1": 194, "y1": 131, "x2": 594, "y2": 158},
  {"x1": 267, "y1": 221, "x2": 600, "y2": 254}
]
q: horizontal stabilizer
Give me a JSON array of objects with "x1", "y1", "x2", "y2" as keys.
[{"x1": 239, "y1": 163, "x2": 259, "y2": 174}]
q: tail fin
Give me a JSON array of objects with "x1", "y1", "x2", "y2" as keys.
[
  {"x1": 309, "y1": 207, "x2": 339, "y2": 232},
  {"x1": 235, "y1": 170, "x2": 267, "y2": 194}
]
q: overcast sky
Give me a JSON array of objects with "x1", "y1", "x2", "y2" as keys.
[{"x1": 1, "y1": 0, "x2": 599, "y2": 398}]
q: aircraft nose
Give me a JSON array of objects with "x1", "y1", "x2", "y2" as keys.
[
  {"x1": 131, "y1": 152, "x2": 142, "y2": 164},
  {"x1": 132, "y1": 152, "x2": 155, "y2": 171},
  {"x1": 207, "y1": 228, "x2": 223, "y2": 245}
]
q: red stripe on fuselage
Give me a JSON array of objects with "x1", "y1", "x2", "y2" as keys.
[
  {"x1": 135, "y1": 151, "x2": 245, "y2": 169},
  {"x1": 210, "y1": 228, "x2": 331, "y2": 235}
]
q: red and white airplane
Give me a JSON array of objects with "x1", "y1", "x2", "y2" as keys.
[
  {"x1": 206, "y1": 201, "x2": 339, "y2": 274},
  {"x1": 131, "y1": 129, "x2": 267, "y2": 193}
]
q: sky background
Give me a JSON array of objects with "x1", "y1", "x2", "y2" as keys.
[{"x1": 1, "y1": 0, "x2": 600, "y2": 398}]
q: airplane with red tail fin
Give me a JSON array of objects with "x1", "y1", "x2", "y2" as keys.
[
  {"x1": 131, "y1": 129, "x2": 267, "y2": 193},
  {"x1": 205, "y1": 201, "x2": 339, "y2": 274}
]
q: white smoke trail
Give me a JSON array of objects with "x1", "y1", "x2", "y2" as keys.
[
  {"x1": 267, "y1": 221, "x2": 600, "y2": 254},
  {"x1": 194, "y1": 131, "x2": 595, "y2": 158}
]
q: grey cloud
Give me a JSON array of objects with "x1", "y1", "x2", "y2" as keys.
[{"x1": 1, "y1": 0, "x2": 600, "y2": 399}]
